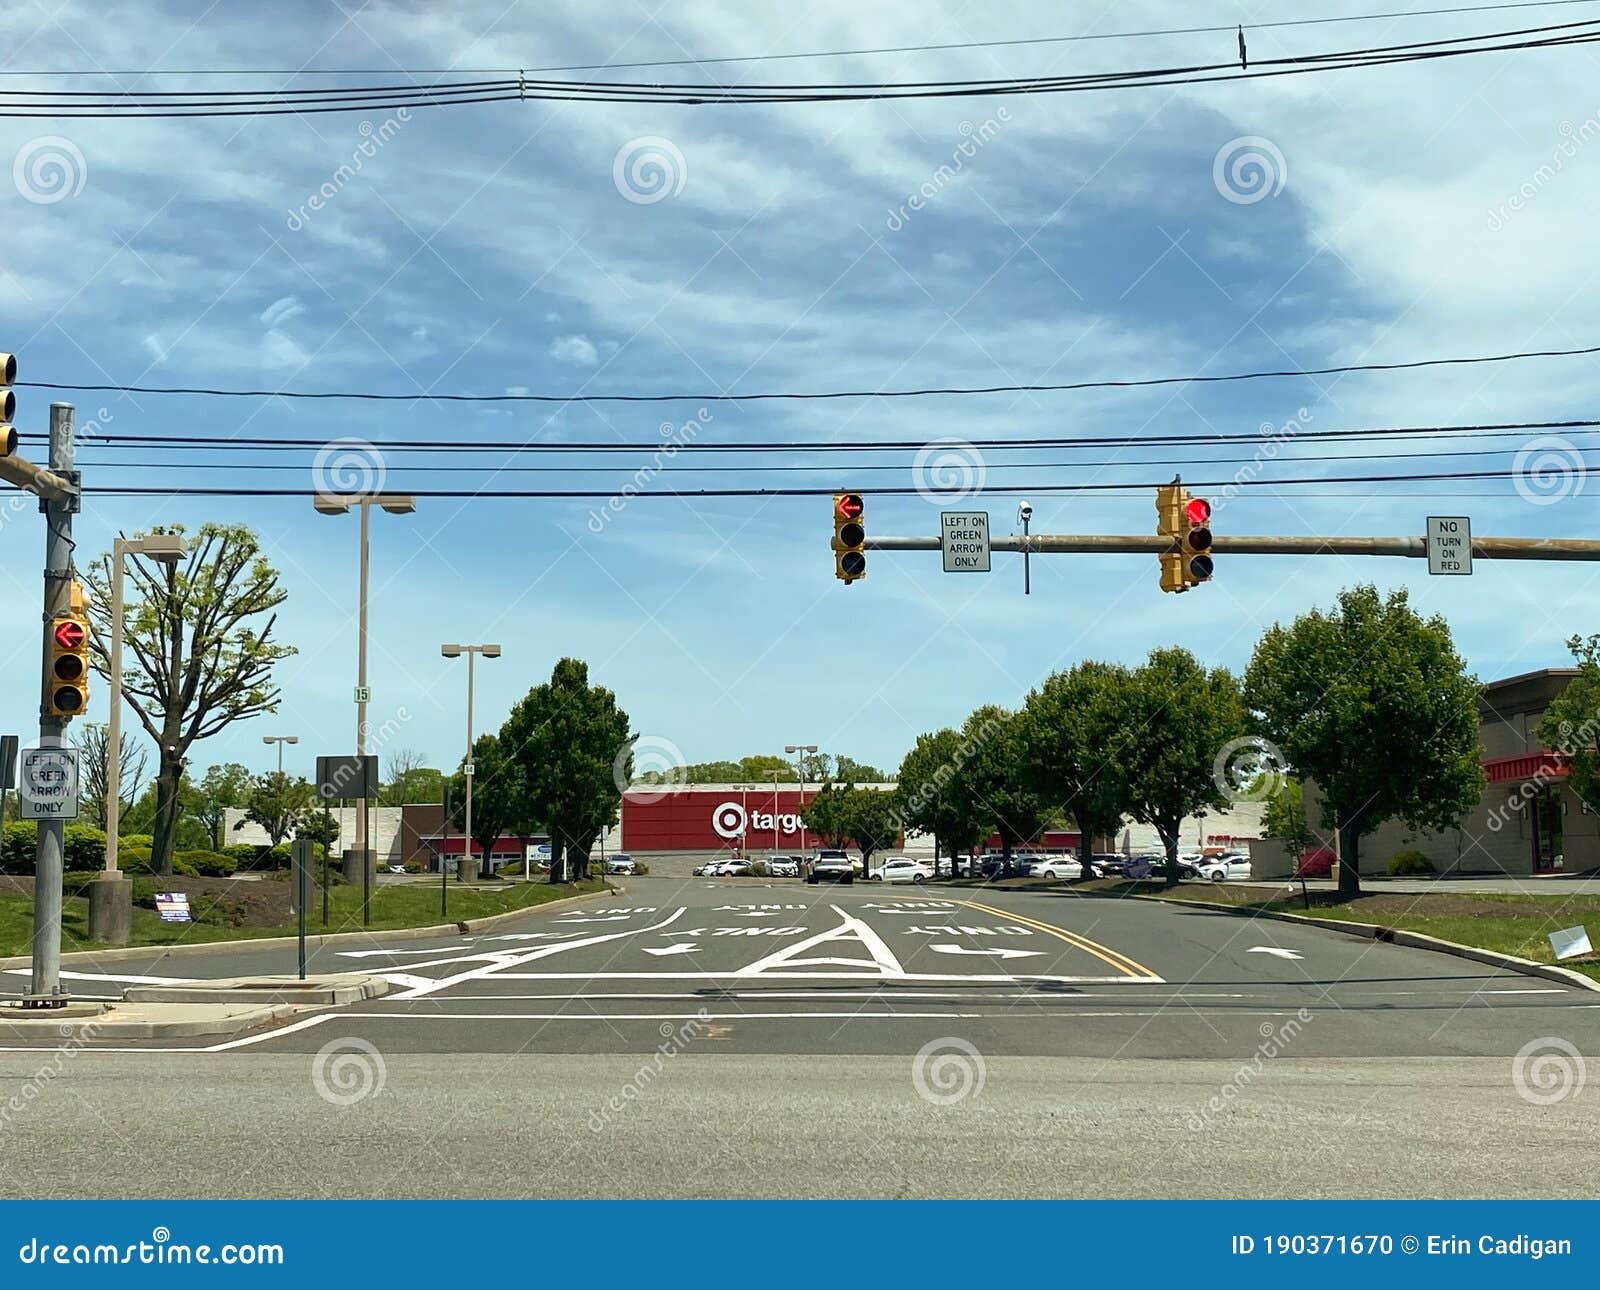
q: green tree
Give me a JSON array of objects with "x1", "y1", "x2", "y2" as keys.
[
  {"x1": 1023, "y1": 661, "x2": 1132, "y2": 879},
  {"x1": 502, "y1": 658, "x2": 630, "y2": 883},
  {"x1": 1245, "y1": 584, "x2": 1484, "y2": 897},
  {"x1": 895, "y1": 728, "x2": 989, "y2": 870},
  {"x1": 1538, "y1": 635, "x2": 1600, "y2": 813},
  {"x1": 834, "y1": 755, "x2": 887, "y2": 783},
  {"x1": 683, "y1": 760, "x2": 741, "y2": 784},
  {"x1": 447, "y1": 733, "x2": 525, "y2": 872},
  {"x1": 73, "y1": 722, "x2": 149, "y2": 830},
  {"x1": 190, "y1": 762, "x2": 252, "y2": 850},
  {"x1": 737, "y1": 754, "x2": 795, "y2": 783},
  {"x1": 383, "y1": 749, "x2": 445, "y2": 805},
  {"x1": 843, "y1": 786, "x2": 902, "y2": 876},
  {"x1": 801, "y1": 781, "x2": 854, "y2": 849},
  {"x1": 85, "y1": 524, "x2": 295, "y2": 874},
  {"x1": 1262, "y1": 776, "x2": 1317, "y2": 862},
  {"x1": 957, "y1": 704, "x2": 1053, "y2": 866},
  {"x1": 1109, "y1": 648, "x2": 1247, "y2": 886},
  {"x1": 296, "y1": 808, "x2": 341, "y2": 849},
  {"x1": 235, "y1": 771, "x2": 316, "y2": 849}
]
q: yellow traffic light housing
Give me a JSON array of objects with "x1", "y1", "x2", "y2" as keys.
[
  {"x1": 1, "y1": 351, "x2": 14, "y2": 458},
  {"x1": 48, "y1": 606, "x2": 91, "y2": 717},
  {"x1": 1156, "y1": 483, "x2": 1184, "y2": 593},
  {"x1": 833, "y1": 493, "x2": 866, "y2": 583},
  {"x1": 1181, "y1": 494, "x2": 1214, "y2": 588}
]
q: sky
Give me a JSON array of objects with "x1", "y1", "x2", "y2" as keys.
[{"x1": 4, "y1": 0, "x2": 1600, "y2": 789}]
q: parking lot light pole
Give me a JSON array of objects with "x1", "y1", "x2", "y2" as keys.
[
  {"x1": 315, "y1": 493, "x2": 414, "y2": 883},
  {"x1": 785, "y1": 744, "x2": 817, "y2": 874},
  {"x1": 442, "y1": 643, "x2": 500, "y2": 883},
  {"x1": 766, "y1": 769, "x2": 784, "y2": 856},
  {"x1": 262, "y1": 734, "x2": 298, "y2": 775}
]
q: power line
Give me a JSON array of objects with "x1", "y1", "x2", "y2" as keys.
[
  {"x1": 6, "y1": 1, "x2": 1595, "y2": 77},
  {"x1": 0, "y1": 18, "x2": 1594, "y2": 116},
  {"x1": 24, "y1": 341, "x2": 1600, "y2": 406}
]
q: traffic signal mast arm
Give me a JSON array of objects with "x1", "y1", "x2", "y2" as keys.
[
  {"x1": 864, "y1": 533, "x2": 1600, "y2": 560},
  {"x1": 0, "y1": 452, "x2": 76, "y2": 502}
]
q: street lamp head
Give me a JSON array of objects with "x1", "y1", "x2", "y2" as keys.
[
  {"x1": 313, "y1": 494, "x2": 352, "y2": 515},
  {"x1": 134, "y1": 534, "x2": 188, "y2": 564},
  {"x1": 285, "y1": 735, "x2": 299, "y2": 745},
  {"x1": 377, "y1": 494, "x2": 417, "y2": 515},
  {"x1": 441, "y1": 644, "x2": 464, "y2": 658},
  {"x1": 481, "y1": 644, "x2": 502, "y2": 658}
]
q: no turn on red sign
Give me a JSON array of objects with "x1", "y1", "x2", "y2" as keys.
[{"x1": 1426, "y1": 516, "x2": 1472, "y2": 575}]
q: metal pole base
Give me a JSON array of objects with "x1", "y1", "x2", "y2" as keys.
[{"x1": 86, "y1": 872, "x2": 133, "y2": 946}]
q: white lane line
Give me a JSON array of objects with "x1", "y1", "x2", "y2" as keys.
[
  {"x1": 2, "y1": 968, "x2": 195, "y2": 986},
  {"x1": 482, "y1": 970, "x2": 1164, "y2": 983},
  {"x1": 387, "y1": 906, "x2": 688, "y2": 999},
  {"x1": 1246, "y1": 946, "x2": 1305, "y2": 961}
]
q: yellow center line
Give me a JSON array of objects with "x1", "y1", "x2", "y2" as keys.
[{"x1": 953, "y1": 898, "x2": 1161, "y2": 980}]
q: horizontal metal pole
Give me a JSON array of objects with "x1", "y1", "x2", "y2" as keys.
[
  {"x1": 866, "y1": 533, "x2": 1600, "y2": 561},
  {"x1": 0, "y1": 453, "x2": 73, "y2": 502}
]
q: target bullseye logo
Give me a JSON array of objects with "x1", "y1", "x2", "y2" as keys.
[{"x1": 711, "y1": 801, "x2": 747, "y2": 841}]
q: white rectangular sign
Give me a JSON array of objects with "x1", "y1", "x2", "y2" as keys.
[
  {"x1": 18, "y1": 746, "x2": 79, "y2": 820},
  {"x1": 1426, "y1": 516, "x2": 1472, "y2": 575},
  {"x1": 940, "y1": 511, "x2": 991, "y2": 573}
]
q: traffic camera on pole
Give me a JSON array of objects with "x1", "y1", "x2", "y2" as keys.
[
  {"x1": 1155, "y1": 482, "x2": 1185, "y2": 593},
  {"x1": 1180, "y1": 493, "x2": 1214, "y2": 588},
  {"x1": 48, "y1": 587, "x2": 91, "y2": 718},
  {"x1": 833, "y1": 492, "x2": 866, "y2": 584}
]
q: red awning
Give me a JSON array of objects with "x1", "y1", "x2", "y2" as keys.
[{"x1": 1482, "y1": 752, "x2": 1568, "y2": 785}]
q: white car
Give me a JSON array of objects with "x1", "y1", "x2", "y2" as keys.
[
  {"x1": 1200, "y1": 855, "x2": 1253, "y2": 882},
  {"x1": 872, "y1": 857, "x2": 935, "y2": 884},
  {"x1": 1028, "y1": 856, "x2": 1081, "y2": 880}
]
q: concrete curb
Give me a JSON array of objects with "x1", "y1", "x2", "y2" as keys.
[
  {"x1": 0, "y1": 885, "x2": 617, "y2": 972},
  {"x1": 124, "y1": 974, "x2": 390, "y2": 1007},
  {"x1": 1122, "y1": 892, "x2": 1600, "y2": 994},
  {"x1": 0, "y1": 1002, "x2": 296, "y2": 1041}
]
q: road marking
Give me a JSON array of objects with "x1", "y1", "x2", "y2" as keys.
[
  {"x1": 2, "y1": 968, "x2": 195, "y2": 985},
  {"x1": 1247, "y1": 946, "x2": 1305, "y2": 961},
  {"x1": 733, "y1": 905, "x2": 906, "y2": 977},
  {"x1": 481, "y1": 970, "x2": 1158, "y2": 982},
  {"x1": 930, "y1": 944, "x2": 1044, "y2": 959},
  {"x1": 953, "y1": 899, "x2": 1160, "y2": 980},
  {"x1": 642, "y1": 944, "x2": 699, "y2": 957}
]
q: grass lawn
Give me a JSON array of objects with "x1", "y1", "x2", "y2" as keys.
[
  {"x1": 0, "y1": 876, "x2": 611, "y2": 957},
  {"x1": 1084, "y1": 878, "x2": 1600, "y2": 984}
]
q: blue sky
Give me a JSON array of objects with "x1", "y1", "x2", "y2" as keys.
[{"x1": 4, "y1": 0, "x2": 1600, "y2": 785}]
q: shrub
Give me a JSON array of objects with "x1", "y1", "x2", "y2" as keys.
[
  {"x1": 2, "y1": 820, "x2": 35, "y2": 874},
  {"x1": 630, "y1": 860, "x2": 650, "y2": 876},
  {"x1": 120, "y1": 833, "x2": 154, "y2": 851},
  {"x1": 174, "y1": 849, "x2": 238, "y2": 878},
  {"x1": 1388, "y1": 850, "x2": 1435, "y2": 876},
  {"x1": 747, "y1": 861, "x2": 767, "y2": 877},
  {"x1": 121, "y1": 849, "x2": 198, "y2": 878},
  {"x1": 223, "y1": 843, "x2": 261, "y2": 864},
  {"x1": 63, "y1": 824, "x2": 107, "y2": 871}
]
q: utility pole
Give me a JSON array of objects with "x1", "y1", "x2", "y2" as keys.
[
  {"x1": 28, "y1": 402, "x2": 78, "y2": 1006},
  {"x1": 442, "y1": 643, "x2": 501, "y2": 884}
]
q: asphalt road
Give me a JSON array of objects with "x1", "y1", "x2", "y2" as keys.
[{"x1": 1, "y1": 876, "x2": 1594, "y2": 1197}]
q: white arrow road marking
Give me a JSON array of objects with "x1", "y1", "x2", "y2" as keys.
[
  {"x1": 337, "y1": 947, "x2": 479, "y2": 958},
  {"x1": 388, "y1": 906, "x2": 688, "y2": 999},
  {"x1": 929, "y1": 944, "x2": 1045, "y2": 959},
  {"x1": 734, "y1": 905, "x2": 905, "y2": 977},
  {"x1": 643, "y1": 943, "x2": 700, "y2": 957},
  {"x1": 551, "y1": 914, "x2": 635, "y2": 923},
  {"x1": 484, "y1": 931, "x2": 587, "y2": 941},
  {"x1": 1246, "y1": 946, "x2": 1305, "y2": 961}
]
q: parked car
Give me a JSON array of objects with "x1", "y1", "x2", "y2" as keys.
[
  {"x1": 873, "y1": 857, "x2": 935, "y2": 884},
  {"x1": 808, "y1": 855, "x2": 854, "y2": 885},
  {"x1": 1028, "y1": 855, "x2": 1081, "y2": 880},
  {"x1": 1088, "y1": 852, "x2": 1125, "y2": 876},
  {"x1": 1199, "y1": 854, "x2": 1252, "y2": 882},
  {"x1": 605, "y1": 854, "x2": 636, "y2": 875},
  {"x1": 766, "y1": 855, "x2": 800, "y2": 877}
]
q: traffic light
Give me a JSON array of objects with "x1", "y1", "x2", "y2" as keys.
[
  {"x1": 1180, "y1": 494, "x2": 1214, "y2": 588},
  {"x1": 833, "y1": 492, "x2": 866, "y2": 584},
  {"x1": 1155, "y1": 483, "x2": 1186, "y2": 593},
  {"x1": 48, "y1": 586, "x2": 90, "y2": 718},
  {"x1": 1, "y1": 352, "x2": 14, "y2": 459}
]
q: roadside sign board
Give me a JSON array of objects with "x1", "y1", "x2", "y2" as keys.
[
  {"x1": 940, "y1": 511, "x2": 991, "y2": 573},
  {"x1": 0, "y1": 735, "x2": 17, "y2": 790},
  {"x1": 353, "y1": 686, "x2": 371, "y2": 703},
  {"x1": 1426, "y1": 516, "x2": 1472, "y2": 575},
  {"x1": 315, "y1": 754, "x2": 379, "y2": 802},
  {"x1": 18, "y1": 745, "x2": 79, "y2": 820},
  {"x1": 154, "y1": 892, "x2": 191, "y2": 923}
]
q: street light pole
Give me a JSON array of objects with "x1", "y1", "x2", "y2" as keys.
[
  {"x1": 262, "y1": 734, "x2": 299, "y2": 775},
  {"x1": 785, "y1": 743, "x2": 817, "y2": 874},
  {"x1": 442, "y1": 643, "x2": 501, "y2": 884}
]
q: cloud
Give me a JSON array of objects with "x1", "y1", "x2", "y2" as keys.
[{"x1": 548, "y1": 333, "x2": 601, "y2": 366}]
